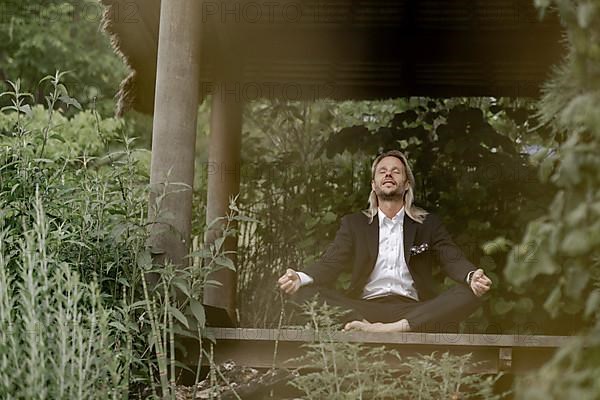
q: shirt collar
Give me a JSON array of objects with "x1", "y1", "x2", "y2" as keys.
[{"x1": 377, "y1": 206, "x2": 405, "y2": 225}]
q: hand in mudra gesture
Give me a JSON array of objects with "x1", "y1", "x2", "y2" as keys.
[
  {"x1": 470, "y1": 268, "x2": 492, "y2": 297},
  {"x1": 277, "y1": 268, "x2": 301, "y2": 295}
]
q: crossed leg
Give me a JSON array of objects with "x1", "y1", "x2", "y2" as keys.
[{"x1": 291, "y1": 284, "x2": 482, "y2": 333}]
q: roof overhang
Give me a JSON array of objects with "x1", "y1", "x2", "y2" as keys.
[{"x1": 100, "y1": 0, "x2": 565, "y2": 115}]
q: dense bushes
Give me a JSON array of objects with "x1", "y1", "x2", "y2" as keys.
[
  {"x1": 0, "y1": 194, "x2": 132, "y2": 399},
  {"x1": 0, "y1": 76, "x2": 149, "y2": 397},
  {"x1": 509, "y1": 0, "x2": 600, "y2": 398},
  {"x1": 0, "y1": 0, "x2": 127, "y2": 113}
]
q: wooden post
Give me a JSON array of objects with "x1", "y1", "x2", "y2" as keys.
[
  {"x1": 148, "y1": 0, "x2": 203, "y2": 268},
  {"x1": 203, "y1": 84, "x2": 243, "y2": 326}
]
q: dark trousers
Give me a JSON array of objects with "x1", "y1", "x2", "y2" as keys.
[{"x1": 290, "y1": 284, "x2": 482, "y2": 333}]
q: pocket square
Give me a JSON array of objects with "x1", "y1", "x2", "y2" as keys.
[{"x1": 410, "y1": 243, "x2": 429, "y2": 256}]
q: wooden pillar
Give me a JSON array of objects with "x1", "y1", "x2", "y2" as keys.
[
  {"x1": 148, "y1": 0, "x2": 203, "y2": 268},
  {"x1": 203, "y1": 84, "x2": 243, "y2": 326}
]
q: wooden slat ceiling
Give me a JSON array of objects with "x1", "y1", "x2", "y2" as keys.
[{"x1": 100, "y1": 0, "x2": 565, "y2": 115}]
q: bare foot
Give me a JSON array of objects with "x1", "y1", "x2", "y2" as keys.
[{"x1": 344, "y1": 319, "x2": 411, "y2": 333}]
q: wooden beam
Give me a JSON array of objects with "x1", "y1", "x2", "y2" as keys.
[
  {"x1": 202, "y1": 85, "x2": 243, "y2": 326},
  {"x1": 147, "y1": 0, "x2": 203, "y2": 267},
  {"x1": 204, "y1": 328, "x2": 572, "y2": 348},
  {"x1": 181, "y1": 328, "x2": 572, "y2": 374}
]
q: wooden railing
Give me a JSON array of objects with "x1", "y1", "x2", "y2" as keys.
[{"x1": 183, "y1": 328, "x2": 572, "y2": 374}]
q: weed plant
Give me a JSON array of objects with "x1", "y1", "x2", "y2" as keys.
[
  {"x1": 289, "y1": 301, "x2": 506, "y2": 399},
  {"x1": 0, "y1": 192, "x2": 132, "y2": 399}
]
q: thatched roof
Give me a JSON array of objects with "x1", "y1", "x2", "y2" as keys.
[{"x1": 100, "y1": 0, "x2": 565, "y2": 116}]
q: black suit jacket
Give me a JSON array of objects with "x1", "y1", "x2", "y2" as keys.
[{"x1": 302, "y1": 211, "x2": 475, "y2": 300}]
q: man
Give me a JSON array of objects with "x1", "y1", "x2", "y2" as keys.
[{"x1": 278, "y1": 150, "x2": 492, "y2": 333}]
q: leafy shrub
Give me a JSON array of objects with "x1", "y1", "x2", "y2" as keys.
[
  {"x1": 0, "y1": 0, "x2": 127, "y2": 113},
  {"x1": 1, "y1": 74, "x2": 151, "y2": 396},
  {"x1": 289, "y1": 301, "x2": 505, "y2": 399},
  {"x1": 0, "y1": 193, "x2": 132, "y2": 399},
  {"x1": 509, "y1": 0, "x2": 600, "y2": 398},
  {"x1": 515, "y1": 326, "x2": 600, "y2": 400},
  {"x1": 1, "y1": 75, "x2": 149, "y2": 302},
  {"x1": 505, "y1": 0, "x2": 600, "y2": 329},
  {"x1": 1, "y1": 74, "x2": 250, "y2": 397}
]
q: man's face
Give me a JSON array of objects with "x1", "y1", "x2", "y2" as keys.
[{"x1": 371, "y1": 156, "x2": 409, "y2": 201}]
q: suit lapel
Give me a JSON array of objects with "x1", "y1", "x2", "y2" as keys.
[
  {"x1": 366, "y1": 215, "x2": 379, "y2": 263},
  {"x1": 403, "y1": 214, "x2": 417, "y2": 266}
]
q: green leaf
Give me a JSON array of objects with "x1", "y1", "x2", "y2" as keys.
[
  {"x1": 205, "y1": 280, "x2": 223, "y2": 287},
  {"x1": 539, "y1": 156, "x2": 554, "y2": 182},
  {"x1": 214, "y1": 256, "x2": 235, "y2": 270},
  {"x1": 492, "y1": 298, "x2": 514, "y2": 315},
  {"x1": 561, "y1": 230, "x2": 591, "y2": 257},
  {"x1": 18, "y1": 104, "x2": 32, "y2": 115},
  {"x1": 172, "y1": 279, "x2": 190, "y2": 297},
  {"x1": 169, "y1": 306, "x2": 189, "y2": 329},
  {"x1": 566, "y1": 203, "x2": 588, "y2": 228},
  {"x1": 190, "y1": 298, "x2": 206, "y2": 327},
  {"x1": 577, "y1": 2, "x2": 596, "y2": 28},
  {"x1": 109, "y1": 321, "x2": 128, "y2": 333},
  {"x1": 544, "y1": 286, "x2": 562, "y2": 318},
  {"x1": 137, "y1": 249, "x2": 152, "y2": 269},
  {"x1": 214, "y1": 237, "x2": 225, "y2": 251},
  {"x1": 321, "y1": 211, "x2": 337, "y2": 224},
  {"x1": 584, "y1": 290, "x2": 600, "y2": 319},
  {"x1": 482, "y1": 237, "x2": 512, "y2": 255},
  {"x1": 49, "y1": 133, "x2": 66, "y2": 143},
  {"x1": 564, "y1": 266, "x2": 589, "y2": 299},
  {"x1": 59, "y1": 95, "x2": 82, "y2": 110},
  {"x1": 130, "y1": 300, "x2": 148, "y2": 309}
]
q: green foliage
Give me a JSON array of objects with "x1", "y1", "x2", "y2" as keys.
[
  {"x1": 0, "y1": 0, "x2": 127, "y2": 113},
  {"x1": 233, "y1": 100, "x2": 376, "y2": 326},
  {"x1": 0, "y1": 74, "x2": 153, "y2": 395},
  {"x1": 0, "y1": 76, "x2": 149, "y2": 295},
  {"x1": 289, "y1": 302, "x2": 506, "y2": 399},
  {"x1": 136, "y1": 201, "x2": 254, "y2": 399},
  {"x1": 0, "y1": 189, "x2": 132, "y2": 399},
  {"x1": 0, "y1": 74, "x2": 252, "y2": 396},
  {"x1": 400, "y1": 352, "x2": 505, "y2": 400},
  {"x1": 505, "y1": 0, "x2": 600, "y2": 327},
  {"x1": 515, "y1": 325, "x2": 600, "y2": 399},
  {"x1": 509, "y1": 0, "x2": 600, "y2": 398}
]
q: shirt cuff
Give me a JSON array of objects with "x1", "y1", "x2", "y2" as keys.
[
  {"x1": 466, "y1": 270, "x2": 476, "y2": 285},
  {"x1": 297, "y1": 271, "x2": 314, "y2": 286}
]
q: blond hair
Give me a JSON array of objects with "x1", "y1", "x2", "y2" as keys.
[{"x1": 362, "y1": 150, "x2": 428, "y2": 224}]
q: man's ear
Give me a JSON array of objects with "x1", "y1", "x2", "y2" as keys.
[{"x1": 371, "y1": 180, "x2": 376, "y2": 191}]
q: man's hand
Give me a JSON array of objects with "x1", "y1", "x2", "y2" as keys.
[
  {"x1": 278, "y1": 268, "x2": 301, "y2": 295},
  {"x1": 470, "y1": 268, "x2": 492, "y2": 297}
]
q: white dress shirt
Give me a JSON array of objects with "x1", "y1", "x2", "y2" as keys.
[{"x1": 297, "y1": 207, "x2": 419, "y2": 301}]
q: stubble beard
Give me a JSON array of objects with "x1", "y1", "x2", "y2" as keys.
[{"x1": 375, "y1": 185, "x2": 405, "y2": 202}]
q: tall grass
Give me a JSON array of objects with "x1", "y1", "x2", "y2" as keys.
[
  {"x1": 0, "y1": 191, "x2": 131, "y2": 399},
  {"x1": 1, "y1": 74, "x2": 147, "y2": 397},
  {"x1": 1, "y1": 73, "x2": 249, "y2": 397}
]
